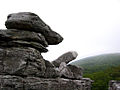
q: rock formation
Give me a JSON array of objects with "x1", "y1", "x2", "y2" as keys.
[
  {"x1": 0, "y1": 12, "x2": 92, "y2": 90},
  {"x1": 5, "y1": 12, "x2": 63, "y2": 45}
]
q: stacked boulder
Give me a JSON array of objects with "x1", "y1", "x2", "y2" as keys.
[{"x1": 0, "y1": 12, "x2": 92, "y2": 90}]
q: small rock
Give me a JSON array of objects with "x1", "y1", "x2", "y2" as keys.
[
  {"x1": 52, "y1": 51, "x2": 78, "y2": 67},
  {"x1": 5, "y1": 12, "x2": 63, "y2": 45}
]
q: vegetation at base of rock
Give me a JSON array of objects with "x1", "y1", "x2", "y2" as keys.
[
  {"x1": 84, "y1": 65, "x2": 120, "y2": 90},
  {"x1": 71, "y1": 53, "x2": 120, "y2": 74}
]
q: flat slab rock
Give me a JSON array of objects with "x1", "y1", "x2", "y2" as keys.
[
  {"x1": 5, "y1": 12, "x2": 63, "y2": 45},
  {"x1": 0, "y1": 29, "x2": 48, "y2": 47},
  {"x1": 0, "y1": 40, "x2": 48, "y2": 52},
  {"x1": 0, "y1": 75, "x2": 92, "y2": 90},
  {"x1": 52, "y1": 51, "x2": 78, "y2": 67}
]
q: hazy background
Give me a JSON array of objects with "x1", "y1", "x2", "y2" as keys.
[{"x1": 0, "y1": 0, "x2": 120, "y2": 61}]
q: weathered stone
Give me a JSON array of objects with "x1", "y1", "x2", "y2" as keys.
[
  {"x1": 59, "y1": 62, "x2": 74, "y2": 79},
  {"x1": 5, "y1": 12, "x2": 63, "y2": 45},
  {"x1": 0, "y1": 12, "x2": 93, "y2": 90},
  {"x1": 0, "y1": 29, "x2": 48, "y2": 47},
  {"x1": 0, "y1": 75, "x2": 92, "y2": 90},
  {"x1": 44, "y1": 60, "x2": 60, "y2": 78},
  {"x1": 52, "y1": 51, "x2": 78, "y2": 67},
  {"x1": 0, "y1": 40, "x2": 48, "y2": 52},
  {"x1": 67, "y1": 64, "x2": 83, "y2": 79},
  {"x1": 0, "y1": 47, "x2": 46, "y2": 76},
  {"x1": 59, "y1": 62, "x2": 82, "y2": 79}
]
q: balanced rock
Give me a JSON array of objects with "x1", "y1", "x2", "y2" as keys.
[
  {"x1": 5, "y1": 12, "x2": 63, "y2": 45},
  {"x1": 59, "y1": 62, "x2": 82, "y2": 79},
  {"x1": 52, "y1": 51, "x2": 78, "y2": 67}
]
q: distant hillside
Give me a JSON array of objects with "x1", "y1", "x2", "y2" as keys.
[
  {"x1": 71, "y1": 53, "x2": 120, "y2": 74},
  {"x1": 84, "y1": 65, "x2": 120, "y2": 90}
]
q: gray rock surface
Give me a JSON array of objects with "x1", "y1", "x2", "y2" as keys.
[
  {"x1": 0, "y1": 75, "x2": 92, "y2": 90},
  {"x1": 59, "y1": 62, "x2": 83, "y2": 79},
  {"x1": 0, "y1": 40, "x2": 48, "y2": 52},
  {"x1": 67, "y1": 64, "x2": 83, "y2": 79},
  {"x1": 52, "y1": 51, "x2": 78, "y2": 67},
  {"x1": 44, "y1": 60, "x2": 60, "y2": 78},
  {"x1": 0, "y1": 47, "x2": 46, "y2": 77},
  {"x1": 5, "y1": 12, "x2": 63, "y2": 45},
  {"x1": 0, "y1": 12, "x2": 92, "y2": 90},
  {"x1": 59, "y1": 62, "x2": 74, "y2": 79},
  {"x1": 0, "y1": 29, "x2": 48, "y2": 47}
]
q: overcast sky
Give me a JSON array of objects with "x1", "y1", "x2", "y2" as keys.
[{"x1": 0, "y1": 0, "x2": 120, "y2": 61}]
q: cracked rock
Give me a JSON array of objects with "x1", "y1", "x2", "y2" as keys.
[
  {"x1": 0, "y1": 47, "x2": 46, "y2": 76},
  {"x1": 0, "y1": 29, "x2": 48, "y2": 47},
  {"x1": 5, "y1": 12, "x2": 63, "y2": 45}
]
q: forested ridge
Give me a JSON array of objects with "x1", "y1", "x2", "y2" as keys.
[
  {"x1": 71, "y1": 53, "x2": 120, "y2": 73},
  {"x1": 71, "y1": 53, "x2": 120, "y2": 90}
]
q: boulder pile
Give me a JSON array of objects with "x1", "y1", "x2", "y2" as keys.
[{"x1": 0, "y1": 12, "x2": 92, "y2": 90}]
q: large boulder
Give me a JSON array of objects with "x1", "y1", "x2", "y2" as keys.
[
  {"x1": 0, "y1": 47, "x2": 46, "y2": 77},
  {"x1": 52, "y1": 51, "x2": 78, "y2": 67},
  {"x1": 5, "y1": 12, "x2": 63, "y2": 45}
]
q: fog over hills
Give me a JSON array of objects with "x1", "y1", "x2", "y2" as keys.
[{"x1": 71, "y1": 53, "x2": 120, "y2": 73}]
